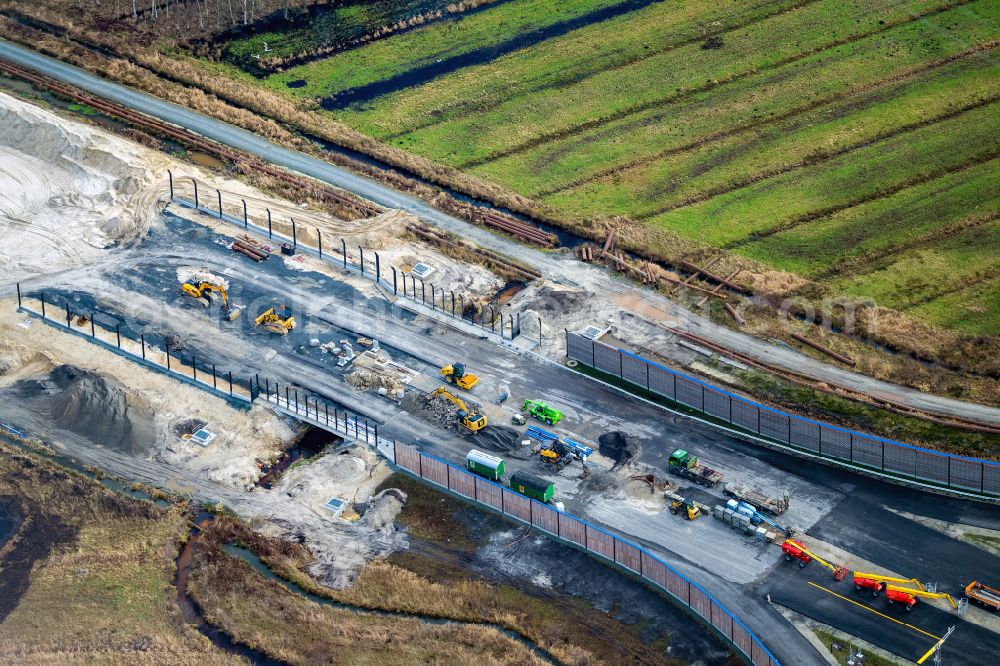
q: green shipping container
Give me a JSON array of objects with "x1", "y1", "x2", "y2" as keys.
[
  {"x1": 466, "y1": 449, "x2": 505, "y2": 481},
  {"x1": 509, "y1": 471, "x2": 554, "y2": 503}
]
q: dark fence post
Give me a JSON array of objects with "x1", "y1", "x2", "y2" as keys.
[
  {"x1": 168, "y1": 170, "x2": 173, "y2": 200},
  {"x1": 318, "y1": 229, "x2": 323, "y2": 258},
  {"x1": 267, "y1": 208, "x2": 272, "y2": 238},
  {"x1": 374, "y1": 252, "x2": 380, "y2": 283},
  {"x1": 450, "y1": 291, "x2": 456, "y2": 316},
  {"x1": 359, "y1": 247, "x2": 365, "y2": 275},
  {"x1": 65, "y1": 303, "x2": 71, "y2": 327},
  {"x1": 90, "y1": 316, "x2": 95, "y2": 337},
  {"x1": 292, "y1": 218, "x2": 297, "y2": 248},
  {"x1": 228, "y1": 371, "x2": 233, "y2": 396},
  {"x1": 192, "y1": 356, "x2": 197, "y2": 381},
  {"x1": 216, "y1": 189, "x2": 223, "y2": 218},
  {"x1": 431, "y1": 285, "x2": 436, "y2": 308},
  {"x1": 116, "y1": 324, "x2": 121, "y2": 348},
  {"x1": 15, "y1": 283, "x2": 20, "y2": 308},
  {"x1": 341, "y1": 239, "x2": 347, "y2": 269},
  {"x1": 213, "y1": 364, "x2": 218, "y2": 389},
  {"x1": 140, "y1": 333, "x2": 145, "y2": 359},
  {"x1": 193, "y1": 179, "x2": 199, "y2": 208},
  {"x1": 420, "y1": 279, "x2": 426, "y2": 303},
  {"x1": 294, "y1": 389, "x2": 300, "y2": 412},
  {"x1": 242, "y1": 199, "x2": 248, "y2": 229},
  {"x1": 40, "y1": 292, "x2": 45, "y2": 318},
  {"x1": 166, "y1": 348, "x2": 171, "y2": 371},
  {"x1": 325, "y1": 403, "x2": 329, "y2": 425},
  {"x1": 392, "y1": 267, "x2": 398, "y2": 294}
]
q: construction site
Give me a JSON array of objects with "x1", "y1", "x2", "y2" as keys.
[{"x1": 1, "y1": 52, "x2": 1000, "y2": 666}]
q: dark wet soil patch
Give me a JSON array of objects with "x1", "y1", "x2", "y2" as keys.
[
  {"x1": 0, "y1": 497, "x2": 78, "y2": 623},
  {"x1": 599, "y1": 431, "x2": 640, "y2": 469},
  {"x1": 286, "y1": 79, "x2": 307, "y2": 88}
]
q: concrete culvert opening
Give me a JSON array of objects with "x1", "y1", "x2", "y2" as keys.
[{"x1": 598, "y1": 431, "x2": 640, "y2": 469}]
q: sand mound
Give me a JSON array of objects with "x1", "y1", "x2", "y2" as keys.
[
  {"x1": 598, "y1": 431, "x2": 640, "y2": 469},
  {"x1": 14, "y1": 365, "x2": 154, "y2": 455},
  {"x1": 0, "y1": 92, "x2": 161, "y2": 283}
]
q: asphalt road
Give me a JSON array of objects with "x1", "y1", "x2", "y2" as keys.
[
  {"x1": 2, "y1": 40, "x2": 999, "y2": 429},
  {"x1": 763, "y1": 564, "x2": 1000, "y2": 664}
]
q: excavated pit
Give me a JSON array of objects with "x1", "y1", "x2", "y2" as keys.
[{"x1": 598, "y1": 431, "x2": 640, "y2": 469}]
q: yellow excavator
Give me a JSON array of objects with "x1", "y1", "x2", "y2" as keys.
[
  {"x1": 431, "y1": 387, "x2": 487, "y2": 432},
  {"x1": 440, "y1": 362, "x2": 479, "y2": 390},
  {"x1": 180, "y1": 281, "x2": 241, "y2": 320},
  {"x1": 254, "y1": 305, "x2": 296, "y2": 335}
]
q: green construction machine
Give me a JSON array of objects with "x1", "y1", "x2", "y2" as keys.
[{"x1": 522, "y1": 399, "x2": 564, "y2": 425}]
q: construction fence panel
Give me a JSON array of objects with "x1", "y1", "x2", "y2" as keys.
[
  {"x1": 531, "y1": 502, "x2": 559, "y2": 536},
  {"x1": 663, "y1": 567, "x2": 690, "y2": 604},
  {"x1": 703, "y1": 389, "x2": 730, "y2": 421},
  {"x1": 752, "y1": 640, "x2": 769, "y2": 666},
  {"x1": 789, "y1": 419, "x2": 821, "y2": 453},
  {"x1": 731, "y1": 400, "x2": 759, "y2": 432},
  {"x1": 586, "y1": 524, "x2": 616, "y2": 562},
  {"x1": 475, "y1": 477, "x2": 503, "y2": 511},
  {"x1": 593, "y1": 342, "x2": 622, "y2": 376},
  {"x1": 420, "y1": 454, "x2": 449, "y2": 488},
  {"x1": 614, "y1": 540, "x2": 642, "y2": 574},
  {"x1": 558, "y1": 512, "x2": 587, "y2": 547},
  {"x1": 565, "y1": 332, "x2": 594, "y2": 366},
  {"x1": 711, "y1": 601, "x2": 734, "y2": 641},
  {"x1": 851, "y1": 435, "x2": 883, "y2": 469},
  {"x1": 502, "y1": 489, "x2": 532, "y2": 523},
  {"x1": 949, "y1": 458, "x2": 983, "y2": 492},
  {"x1": 732, "y1": 622, "x2": 753, "y2": 660},
  {"x1": 689, "y1": 585, "x2": 712, "y2": 621},
  {"x1": 648, "y1": 364, "x2": 676, "y2": 399},
  {"x1": 394, "y1": 443, "x2": 421, "y2": 475},
  {"x1": 819, "y1": 427, "x2": 851, "y2": 460},
  {"x1": 759, "y1": 410, "x2": 790, "y2": 444},
  {"x1": 675, "y1": 376, "x2": 704, "y2": 411},
  {"x1": 984, "y1": 463, "x2": 1000, "y2": 494},
  {"x1": 448, "y1": 467, "x2": 476, "y2": 499},
  {"x1": 912, "y1": 448, "x2": 948, "y2": 483},
  {"x1": 620, "y1": 353, "x2": 649, "y2": 388},
  {"x1": 641, "y1": 552, "x2": 667, "y2": 588}
]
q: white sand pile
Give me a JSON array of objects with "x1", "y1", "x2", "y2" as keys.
[{"x1": 0, "y1": 92, "x2": 164, "y2": 283}]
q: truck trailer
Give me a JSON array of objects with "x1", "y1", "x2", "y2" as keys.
[
  {"x1": 966, "y1": 581, "x2": 1000, "y2": 612},
  {"x1": 466, "y1": 449, "x2": 505, "y2": 481},
  {"x1": 509, "y1": 471, "x2": 554, "y2": 503},
  {"x1": 667, "y1": 449, "x2": 724, "y2": 487}
]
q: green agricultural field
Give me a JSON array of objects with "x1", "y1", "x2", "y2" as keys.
[{"x1": 207, "y1": 0, "x2": 1000, "y2": 335}]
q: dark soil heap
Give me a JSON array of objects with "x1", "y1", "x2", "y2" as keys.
[
  {"x1": 598, "y1": 431, "x2": 640, "y2": 469},
  {"x1": 15, "y1": 365, "x2": 154, "y2": 455}
]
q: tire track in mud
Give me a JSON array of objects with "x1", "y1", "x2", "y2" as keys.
[
  {"x1": 722, "y1": 149, "x2": 1000, "y2": 250},
  {"x1": 535, "y1": 41, "x2": 1000, "y2": 198},
  {"x1": 379, "y1": 0, "x2": 820, "y2": 140},
  {"x1": 458, "y1": 0, "x2": 980, "y2": 169},
  {"x1": 633, "y1": 94, "x2": 1000, "y2": 221},
  {"x1": 811, "y1": 209, "x2": 1000, "y2": 280}
]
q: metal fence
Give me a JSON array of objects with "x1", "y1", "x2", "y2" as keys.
[
  {"x1": 17, "y1": 292, "x2": 254, "y2": 406},
  {"x1": 167, "y1": 174, "x2": 522, "y2": 341},
  {"x1": 567, "y1": 332, "x2": 1000, "y2": 498},
  {"x1": 392, "y1": 441, "x2": 780, "y2": 666}
]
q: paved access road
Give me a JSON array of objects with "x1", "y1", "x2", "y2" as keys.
[{"x1": 2, "y1": 40, "x2": 999, "y2": 429}]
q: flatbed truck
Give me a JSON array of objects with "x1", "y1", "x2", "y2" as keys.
[
  {"x1": 667, "y1": 449, "x2": 724, "y2": 487},
  {"x1": 723, "y1": 482, "x2": 789, "y2": 515},
  {"x1": 966, "y1": 581, "x2": 1000, "y2": 612}
]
